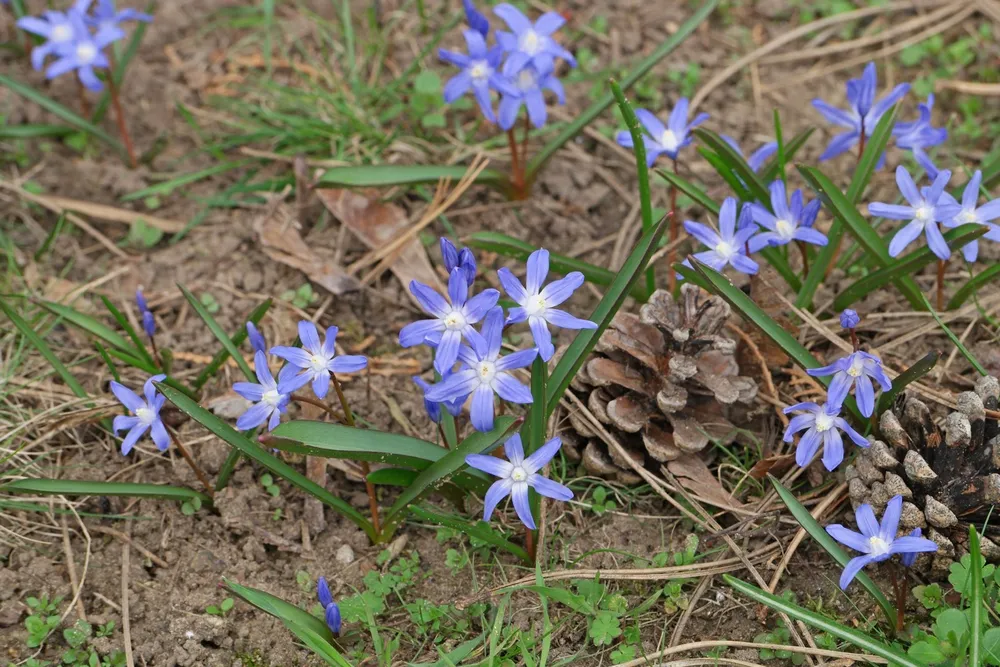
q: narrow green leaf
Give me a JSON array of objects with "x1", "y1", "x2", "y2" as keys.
[
  {"x1": 156, "y1": 382, "x2": 376, "y2": 540},
  {"x1": 846, "y1": 106, "x2": 900, "y2": 204},
  {"x1": 94, "y1": 342, "x2": 120, "y2": 383},
  {"x1": 37, "y1": 299, "x2": 139, "y2": 356},
  {"x1": 694, "y1": 128, "x2": 770, "y2": 203},
  {"x1": 970, "y1": 525, "x2": 984, "y2": 667},
  {"x1": 466, "y1": 232, "x2": 649, "y2": 300},
  {"x1": 99, "y1": 295, "x2": 158, "y2": 369},
  {"x1": 610, "y1": 79, "x2": 655, "y2": 295},
  {"x1": 366, "y1": 468, "x2": 468, "y2": 511},
  {"x1": 35, "y1": 212, "x2": 67, "y2": 261},
  {"x1": 3, "y1": 478, "x2": 209, "y2": 504},
  {"x1": 121, "y1": 161, "x2": 249, "y2": 202},
  {"x1": 773, "y1": 109, "x2": 787, "y2": 185},
  {"x1": 724, "y1": 575, "x2": 919, "y2": 667},
  {"x1": 526, "y1": 0, "x2": 718, "y2": 176},
  {"x1": 875, "y1": 351, "x2": 939, "y2": 417},
  {"x1": 655, "y1": 168, "x2": 719, "y2": 213},
  {"x1": 223, "y1": 579, "x2": 335, "y2": 644},
  {"x1": 982, "y1": 154, "x2": 1000, "y2": 191},
  {"x1": 215, "y1": 448, "x2": 241, "y2": 492},
  {"x1": 546, "y1": 216, "x2": 667, "y2": 417},
  {"x1": 758, "y1": 127, "x2": 814, "y2": 184},
  {"x1": 286, "y1": 623, "x2": 353, "y2": 667},
  {"x1": 0, "y1": 73, "x2": 125, "y2": 155},
  {"x1": 524, "y1": 356, "x2": 547, "y2": 545},
  {"x1": 314, "y1": 164, "x2": 504, "y2": 188},
  {"x1": 0, "y1": 124, "x2": 75, "y2": 139},
  {"x1": 698, "y1": 146, "x2": 753, "y2": 201},
  {"x1": 408, "y1": 504, "x2": 530, "y2": 562},
  {"x1": 178, "y1": 284, "x2": 255, "y2": 383},
  {"x1": 0, "y1": 299, "x2": 89, "y2": 399},
  {"x1": 768, "y1": 476, "x2": 895, "y2": 624},
  {"x1": 948, "y1": 264, "x2": 1000, "y2": 310},
  {"x1": 834, "y1": 224, "x2": 988, "y2": 311},
  {"x1": 193, "y1": 299, "x2": 271, "y2": 390}
]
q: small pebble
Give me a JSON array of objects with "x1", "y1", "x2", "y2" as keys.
[{"x1": 336, "y1": 544, "x2": 355, "y2": 565}]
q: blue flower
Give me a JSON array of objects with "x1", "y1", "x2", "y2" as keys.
[
  {"x1": 840, "y1": 309, "x2": 860, "y2": 329},
  {"x1": 426, "y1": 307, "x2": 537, "y2": 432},
  {"x1": 869, "y1": 166, "x2": 952, "y2": 260},
  {"x1": 412, "y1": 375, "x2": 464, "y2": 423},
  {"x1": 111, "y1": 374, "x2": 168, "y2": 454},
  {"x1": 901, "y1": 528, "x2": 925, "y2": 567},
  {"x1": 721, "y1": 135, "x2": 779, "y2": 172},
  {"x1": 812, "y1": 62, "x2": 909, "y2": 162},
  {"x1": 463, "y1": 0, "x2": 489, "y2": 36},
  {"x1": 783, "y1": 401, "x2": 868, "y2": 471},
  {"x1": 498, "y1": 248, "x2": 596, "y2": 362},
  {"x1": 497, "y1": 64, "x2": 564, "y2": 130},
  {"x1": 465, "y1": 433, "x2": 573, "y2": 529},
  {"x1": 16, "y1": 2, "x2": 92, "y2": 71},
  {"x1": 233, "y1": 351, "x2": 290, "y2": 431},
  {"x1": 439, "y1": 29, "x2": 514, "y2": 123},
  {"x1": 826, "y1": 495, "x2": 938, "y2": 589},
  {"x1": 748, "y1": 180, "x2": 826, "y2": 252},
  {"x1": 42, "y1": 11, "x2": 119, "y2": 90},
  {"x1": 399, "y1": 268, "x2": 500, "y2": 374},
  {"x1": 135, "y1": 288, "x2": 155, "y2": 338},
  {"x1": 615, "y1": 100, "x2": 709, "y2": 165},
  {"x1": 494, "y1": 3, "x2": 575, "y2": 76},
  {"x1": 246, "y1": 322, "x2": 267, "y2": 355},
  {"x1": 893, "y1": 94, "x2": 947, "y2": 178},
  {"x1": 683, "y1": 198, "x2": 759, "y2": 276},
  {"x1": 85, "y1": 0, "x2": 152, "y2": 42},
  {"x1": 440, "y1": 237, "x2": 477, "y2": 287},
  {"x1": 316, "y1": 577, "x2": 342, "y2": 635},
  {"x1": 939, "y1": 170, "x2": 1000, "y2": 262},
  {"x1": 806, "y1": 351, "x2": 891, "y2": 418},
  {"x1": 271, "y1": 321, "x2": 368, "y2": 399}
]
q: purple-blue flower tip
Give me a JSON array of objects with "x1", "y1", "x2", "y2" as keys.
[
  {"x1": 316, "y1": 576, "x2": 341, "y2": 634},
  {"x1": 840, "y1": 309, "x2": 860, "y2": 329}
]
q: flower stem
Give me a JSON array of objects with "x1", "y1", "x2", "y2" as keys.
[
  {"x1": 521, "y1": 114, "x2": 530, "y2": 173},
  {"x1": 525, "y1": 525, "x2": 536, "y2": 563},
  {"x1": 292, "y1": 393, "x2": 346, "y2": 424},
  {"x1": 507, "y1": 128, "x2": 524, "y2": 198},
  {"x1": 107, "y1": 68, "x2": 137, "y2": 168},
  {"x1": 667, "y1": 158, "x2": 679, "y2": 292},
  {"x1": 148, "y1": 334, "x2": 163, "y2": 371},
  {"x1": 76, "y1": 78, "x2": 91, "y2": 117},
  {"x1": 891, "y1": 564, "x2": 905, "y2": 632},
  {"x1": 330, "y1": 372, "x2": 381, "y2": 537},
  {"x1": 936, "y1": 258, "x2": 947, "y2": 311},
  {"x1": 168, "y1": 430, "x2": 214, "y2": 498},
  {"x1": 796, "y1": 241, "x2": 810, "y2": 275}
]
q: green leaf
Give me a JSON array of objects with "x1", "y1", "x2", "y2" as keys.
[
  {"x1": 0, "y1": 124, "x2": 75, "y2": 139},
  {"x1": 365, "y1": 468, "x2": 468, "y2": 511},
  {"x1": 407, "y1": 504, "x2": 530, "y2": 562},
  {"x1": 934, "y1": 608, "x2": 969, "y2": 644},
  {"x1": 876, "y1": 351, "x2": 938, "y2": 417},
  {"x1": 98, "y1": 295, "x2": 158, "y2": 369},
  {"x1": 314, "y1": 164, "x2": 504, "y2": 188},
  {"x1": 773, "y1": 109, "x2": 787, "y2": 185},
  {"x1": 521, "y1": 585, "x2": 594, "y2": 615},
  {"x1": 0, "y1": 298, "x2": 89, "y2": 400},
  {"x1": 834, "y1": 224, "x2": 988, "y2": 311},
  {"x1": 698, "y1": 146, "x2": 752, "y2": 201},
  {"x1": 2, "y1": 478, "x2": 210, "y2": 504},
  {"x1": 285, "y1": 622, "x2": 354, "y2": 667},
  {"x1": 655, "y1": 167, "x2": 720, "y2": 213},
  {"x1": 0, "y1": 74, "x2": 126, "y2": 156},
  {"x1": 466, "y1": 232, "x2": 650, "y2": 300},
  {"x1": 526, "y1": 0, "x2": 718, "y2": 177},
  {"x1": 909, "y1": 641, "x2": 948, "y2": 664},
  {"x1": 693, "y1": 128, "x2": 770, "y2": 203},
  {"x1": 156, "y1": 382, "x2": 376, "y2": 541},
  {"x1": 768, "y1": 476, "x2": 895, "y2": 624},
  {"x1": 982, "y1": 628, "x2": 1000, "y2": 666},
  {"x1": 223, "y1": 579, "x2": 335, "y2": 644},
  {"x1": 121, "y1": 161, "x2": 249, "y2": 202},
  {"x1": 724, "y1": 575, "x2": 919, "y2": 667},
  {"x1": 758, "y1": 128, "x2": 814, "y2": 184},
  {"x1": 215, "y1": 448, "x2": 242, "y2": 492},
  {"x1": 192, "y1": 299, "x2": 271, "y2": 391},
  {"x1": 36, "y1": 299, "x2": 140, "y2": 357},
  {"x1": 948, "y1": 263, "x2": 1000, "y2": 311},
  {"x1": 178, "y1": 284, "x2": 256, "y2": 383},
  {"x1": 546, "y1": 216, "x2": 667, "y2": 416},
  {"x1": 971, "y1": 525, "x2": 984, "y2": 667}
]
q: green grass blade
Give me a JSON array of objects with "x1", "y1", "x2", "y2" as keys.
[
  {"x1": 694, "y1": 128, "x2": 771, "y2": 203},
  {"x1": 0, "y1": 124, "x2": 75, "y2": 139},
  {"x1": 524, "y1": 356, "x2": 547, "y2": 546},
  {"x1": 95, "y1": 342, "x2": 120, "y2": 383},
  {"x1": 970, "y1": 525, "x2": 984, "y2": 667},
  {"x1": 35, "y1": 212, "x2": 67, "y2": 261},
  {"x1": 192, "y1": 298, "x2": 271, "y2": 390},
  {"x1": 545, "y1": 216, "x2": 667, "y2": 416},
  {"x1": 214, "y1": 448, "x2": 242, "y2": 492},
  {"x1": 698, "y1": 146, "x2": 753, "y2": 201},
  {"x1": 99, "y1": 295, "x2": 157, "y2": 367},
  {"x1": 768, "y1": 476, "x2": 895, "y2": 624},
  {"x1": 408, "y1": 504, "x2": 530, "y2": 562},
  {"x1": 37, "y1": 299, "x2": 139, "y2": 356},
  {"x1": 723, "y1": 575, "x2": 918, "y2": 667},
  {"x1": 758, "y1": 128, "x2": 814, "y2": 184},
  {"x1": 526, "y1": 0, "x2": 718, "y2": 177},
  {"x1": 314, "y1": 164, "x2": 505, "y2": 188},
  {"x1": 286, "y1": 623, "x2": 353, "y2": 667},
  {"x1": 178, "y1": 284, "x2": 255, "y2": 383},
  {"x1": 0, "y1": 298, "x2": 88, "y2": 399},
  {"x1": 875, "y1": 351, "x2": 938, "y2": 417},
  {"x1": 773, "y1": 109, "x2": 787, "y2": 185},
  {"x1": 157, "y1": 382, "x2": 376, "y2": 540},
  {"x1": 610, "y1": 79, "x2": 655, "y2": 296},
  {"x1": 833, "y1": 224, "x2": 988, "y2": 311},
  {"x1": 121, "y1": 161, "x2": 249, "y2": 202},
  {"x1": 655, "y1": 168, "x2": 720, "y2": 213},
  {"x1": 948, "y1": 264, "x2": 1000, "y2": 310},
  {"x1": 846, "y1": 107, "x2": 899, "y2": 204},
  {"x1": 366, "y1": 468, "x2": 469, "y2": 510},
  {"x1": 466, "y1": 232, "x2": 650, "y2": 300},
  {"x1": 0, "y1": 73, "x2": 125, "y2": 155},
  {"x1": 223, "y1": 578, "x2": 335, "y2": 644},
  {"x1": 2, "y1": 478, "x2": 209, "y2": 504}
]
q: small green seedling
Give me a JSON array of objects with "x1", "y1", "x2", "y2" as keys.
[
  {"x1": 24, "y1": 595, "x2": 62, "y2": 648},
  {"x1": 205, "y1": 597, "x2": 234, "y2": 616},
  {"x1": 259, "y1": 473, "x2": 280, "y2": 497},
  {"x1": 180, "y1": 495, "x2": 202, "y2": 516},
  {"x1": 590, "y1": 486, "x2": 616, "y2": 515},
  {"x1": 199, "y1": 292, "x2": 220, "y2": 314},
  {"x1": 280, "y1": 283, "x2": 317, "y2": 309}
]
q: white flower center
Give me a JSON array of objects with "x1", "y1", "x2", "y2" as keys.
[
  {"x1": 814, "y1": 411, "x2": 834, "y2": 432},
  {"x1": 524, "y1": 294, "x2": 547, "y2": 317},
  {"x1": 510, "y1": 466, "x2": 528, "y2": 482},
  {"x1": 477, "y1": 361, "x2": 497, "y2": 385},
  {"x1": 517, "y1": 68, "x2": 536, "y2": 92},
  {"x1": 262, "y1": 388, "x2": 282, "y2": 408},
  {"x1": 960, "y1": 209, "x2": 979, "y2": 225},
  {"x1": 659, "y1": 129, "x2": 679, "y2": 152},
  {"x1": 50, "y1": 24, "x2": 73, "y2": 43},
  {"x1": 914, "y1": 203, "x2": 934, "y2": 224},
  {"x1": 520, "y1": 30, "x2": 541, "y2": 56},
  {"x1": 847, "y1": 355, "x2": 865, "y2": 378},
  {"x1": 135, "y1": 406, "x2": 155, "y2": 426},
  {"x1": 443, "y1": 309, "x2": 468, "y2": 331},
  {"x1": 775, "y1": 218, "x2": 796, "y2": 240},
  {"x1": 309, "y1": 354, "x2": 329, "y2": 374},
  {"x1": 868, "y1": 535, "x2": 891, "y2": 557},
  {"x1": 715, "y1": 240, "x2": 736, "y2": 260},
  {"x1": 75, "y1": 42, "x2": 97, "y2": 64},
  {"x1": 469, "y1": 61, "x2": 490, "y2": 83}
]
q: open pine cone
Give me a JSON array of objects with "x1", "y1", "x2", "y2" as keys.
[
  {"x1": 560, "y1": 285, "x2": 758, "y2": 483},
  {"x1": 846, "y1": 375, "x2": 1000, "y2": 572}
]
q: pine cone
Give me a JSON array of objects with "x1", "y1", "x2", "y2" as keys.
[
  {"x1": 846, "y1": 375, "x2": 1000, "y2": 572},
  {"x1": 561, "y1": 285, "x2": 758, "y2": 483}
]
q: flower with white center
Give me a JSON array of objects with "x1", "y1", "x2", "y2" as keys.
[
  {"x1": 111, "y1": 374, "x2": 169, "y2": 454},
  {"x1": 399, "y1": 268, "x2": 500, "y2": 374},
  {"x1": 426, "y1": 307, "x2": 537, "y2": 432},
  {"x1": 748, "y1": 180, "x2": 827, "y2": 252},
  {"x1": 869, "y1": 166, "x2": 953, "y2": 260},
  {"x1": 39, "y1": 10, "x2": 119, "y2": 91},
  {"x1": 493, "y1": 3, "x2": 575, "y2": 77},
  {"x1": 498, "y1": 248, "x2": 596, "y2": 362},
  {"x1": 439, "y1": 29, "x2": 515, "y2": 123},
  {"x1": 464, "y1": 433, "x2": 573, "y2": 529},
  {"x1": 806, "y1": 350, "x2": 891, "y2": 418},
  {"x1": 893, "y1": 94, "x2": 947, "y2": 179},
  {"x1": 682, "y1": 197, "x2": 760, "y2": 276},
  {"x1": 16, "y1": 1, "x2": 92, "y2": 71},
  {"x1": 233, "y1": 351, "x2": 290, "y2": 431},
  {"x1": 938, "y1": 169, "x2": 1000, "y2": 262},
  {"x1": 496, "y1": 64, "x2": 564, "y2": 130},
  {"x1": 271, "y1": 321, "x2": 368, "y2": 399},
  {"x1": 615, "y1": 99, "x2": 709, "y2": 165},
  {"x1": 826, "y1": 495, "x2": 938, "y2": 589},
  {"x1": 782, "y1": 401, "x2": 869, "y2": 471}
]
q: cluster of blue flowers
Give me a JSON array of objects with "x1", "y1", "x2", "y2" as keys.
[
  {"x1": 17, "y1": 0, "x2": 151, "y2": 91},
  {"x1": 316, "y1": 577, "x2": 342, "y2": 636},
  {"x1": 439, "y1": 1, "x2": 574, "y2": 129}
]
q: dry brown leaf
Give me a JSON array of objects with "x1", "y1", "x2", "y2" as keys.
[
  {"x1": 315, "y1": 189, "x2": 444, "y2": 306},
  {"x1": 666, "y1": 453, "x2": 744, "y2": 511},
  {"x1": 253, "y1": 202, "x2": 359, "y2": 296}
]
